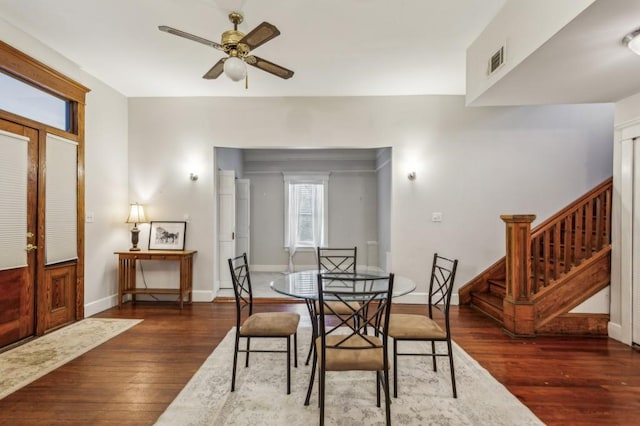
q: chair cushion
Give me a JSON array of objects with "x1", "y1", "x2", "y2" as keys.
[
  {"x1": 316, "y1": 335, "x2": 385, "y2": 371},
  {"x1": 387, "y1": 314, "x2": 447, "y2": 339},
  {"x1": 240, "y1": 312, "x2": 300, "y2": 337},
  {"x1": 315, "y1": 300, "x2": 361, "y2": 315}
]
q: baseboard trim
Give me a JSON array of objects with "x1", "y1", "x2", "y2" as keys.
[
  {"x1": 84, "y1": 294, "x2": 119, "y2": 317},
  {"x1": 536, "y1": 313, "x2": 609, "y2": 336},
  {"x1": 608, "y1": 321, "x2": 623, "y2": 342}
]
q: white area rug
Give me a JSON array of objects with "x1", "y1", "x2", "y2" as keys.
[
  {"x1": 0, "y1": 318, "x2": 142, "y2": 400},
  {"x1": 156, "y1": 327, "x2": 543, "y2": 425}
]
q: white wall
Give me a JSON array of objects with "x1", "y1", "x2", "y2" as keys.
[
  {"x1": 1, "y1": 17, "x2": 130, "y2": 316},
  {"x1": 128, "y1": 96, "x2": 614, "y2": 304},
  {"x1": 376, "y1": 148, "x2": 392, "y2": 269},
  {"x1": 215, "y1": 147, "x2": 244, "y2": 177}
]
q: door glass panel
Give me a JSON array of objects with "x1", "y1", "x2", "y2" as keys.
[
  {"x1": 45, "y1": 134, "x2": 78, "y2": 264},
  {"x1": 0, "y1": 129, "x2": 28, "y2": 270},
  {"x1": 0, "y1": 71, "x2": 70, "y2": 131}
]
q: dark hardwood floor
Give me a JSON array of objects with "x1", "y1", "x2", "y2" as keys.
[{"x1": 0, "y1": 302, "x2": 638, "y2": 425}]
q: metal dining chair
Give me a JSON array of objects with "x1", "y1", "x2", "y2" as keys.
[
  {"x1": 228, "y1": 253, "x2": 300, "y2": 394},
  {"x1": 388, "y1": 253, "x2": 459, "y2": 398},
  {"x1": 305, "y1": 246, "x2": 360, "y2": 365},
  {"x1": 305, "y1": 272, "x2": 395, "y2": 426}
]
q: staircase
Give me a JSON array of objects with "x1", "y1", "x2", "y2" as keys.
[{"x1": 459, "y1": 178, "x2": 612, "y2": 336}]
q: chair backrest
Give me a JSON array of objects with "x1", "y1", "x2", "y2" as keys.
[
  {"x1": 317, "y1": 272, "x2": 394, "y2": 354},
  {"x1": 228, "y1": 253, "x2": 253, "y2": 327},
  {"x1": 428, "y1": 253, "x2": 458, "y2": 324},
  {"x1": 317, "y1": 247, "x2": 357, "y2": 272}
]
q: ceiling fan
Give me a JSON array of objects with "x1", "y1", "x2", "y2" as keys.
[{"x1": 159, "y1": 12, "x2": 294, "y2": 85}]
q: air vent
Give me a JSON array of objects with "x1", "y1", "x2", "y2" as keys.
[{"x1": 487, "y1": 46, "x2": 505, "y2": 76}]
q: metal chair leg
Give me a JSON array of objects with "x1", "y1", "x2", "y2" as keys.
[
  {"x1": 447, "y1": 339, "x2": 457, "y2": 398},
  {"x1": 294, "y1": 332, "x2": 298, "y2": 368},
  {"x1": 383, "y1": 368, "x2": 391, "y2": 425},
  {"x1": 231, "y1": 332, "x2": 240, "y2": 392},
  {"x1": 319, "y1": 365, "x2": 326, "y2": 426},
  {"x1": 431, "y1": 340, "x2": 437, "y2": 371},
  {"x1": 304, "y1": 350, "x2": 317, "y2": 406},
  {"x1": 245, "y1": 337, "x2": 251, "y2": 367},
  {"x1": 286, "y1": 336, "x2": 291, "y2": 394},
  {"x1": 393, "y1": 339, "x2": 398, "y2": 398}
]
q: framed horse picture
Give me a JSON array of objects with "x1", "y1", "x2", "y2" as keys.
[{"x1": 148, "y1": 221, "x2": 187, "y2": 250}]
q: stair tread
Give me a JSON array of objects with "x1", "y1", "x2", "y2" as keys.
[
  {"x1": 471, "y1": 291, "x2": 503, "y2": 307},
  {"x1": 470, "y1": 292, "x2": 504, "y2": 323}
]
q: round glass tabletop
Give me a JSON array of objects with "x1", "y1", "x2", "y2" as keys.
[{"x1": 270, "y1": 268, "x2": 416, "y2": 300}]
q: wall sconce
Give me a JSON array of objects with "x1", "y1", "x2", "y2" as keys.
[
  {"x1": 189, "y1": 173, "x2": 199, "y2": 181},
  {"x1": 408, "y1": 171, "x2": 417, "y2": 181},
  {"x1": 126, "y1": 203, "x2": 148, "y2": 251}
]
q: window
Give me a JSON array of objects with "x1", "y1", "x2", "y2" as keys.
[
  {"x1": 0, "y1": 71, "x2": 71, "y2": 131},
  {"x1": 284, "y1": 173, "x2": 329, "y2": 249}
]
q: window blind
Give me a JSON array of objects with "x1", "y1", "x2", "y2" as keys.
[
  {"x1": 0, "y1": 129, "x2": 29, "y2": 271},
  {"x1": 45, "y1": 133, "x2": 78, "y2": 265}
]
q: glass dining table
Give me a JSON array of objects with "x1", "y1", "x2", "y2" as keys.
[
  {"x1": 270, "y1": 268, "x2": 416, "y2": 301},
  {"x1": 270, "y1": 268, "x2": 416, "y2": 364}
]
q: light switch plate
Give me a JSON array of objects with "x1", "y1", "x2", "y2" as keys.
[{"x1": 85, "y1": 212, "x2": 95, "y2": 223}]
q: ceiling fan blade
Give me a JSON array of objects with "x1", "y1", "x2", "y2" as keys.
[
  {"x1": 158, "y1": 25, "x2": 224, "y2": 51},
  {"x1": 246, "y1": 55, "x2": 294, "y2": 79},
  {"x1": 203, "y1": 58, "x2": 225, "y2": 79},
  {"x1": 239, "y1": 22, "x2": 280, "y2": 50}
]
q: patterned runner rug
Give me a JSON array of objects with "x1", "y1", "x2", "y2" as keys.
[
  {"x1": 157, "y1": 327, "x2": 543, "y2": 425},
  {"x1": 0, "y1": 318, "x2": 142, "y2": 400}
]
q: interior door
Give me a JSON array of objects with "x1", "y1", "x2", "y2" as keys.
[
  {"x1": 236, "y1": 179, "x2": 250, "y2": 260},
  {"x1": 0, "y1": 119, "x2": 38, "y2": 347},
  {"x1": 218, "y1": 170, "x2": 236, "y2": 289}
]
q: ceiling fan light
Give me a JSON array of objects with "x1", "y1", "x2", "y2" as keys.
[
  {"x1": 623, "y1": 28, "x2": 640, "y2": 55},
  {"x1": 224, "y1": 57, "x2": 246, "y2": 81}
]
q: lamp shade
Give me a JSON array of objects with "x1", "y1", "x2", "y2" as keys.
[
  {"x1": 224, "y1": 56, "x2": 247, "y2": 81},
  {"x1": 126, "y1": 203, "x2": 147, "y2": 224}
]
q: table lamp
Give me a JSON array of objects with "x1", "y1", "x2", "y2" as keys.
[{"x1": 126, "y1": 203, "x2": 148, "y2": 251}]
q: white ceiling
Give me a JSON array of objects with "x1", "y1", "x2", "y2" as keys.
[
  {"x1": 469, "y1": 0, "x2": 640, "y2": 106},
  {"x1": 2, "y1": 0, "x2": 640, "y2": 104},
  {"x1": 0, "y1": 0, "x2": 507, "y2": 98}
]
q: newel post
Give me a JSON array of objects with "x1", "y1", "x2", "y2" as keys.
[{"x1": 500, "y1": 214, "x2": 536, "y2": 336}]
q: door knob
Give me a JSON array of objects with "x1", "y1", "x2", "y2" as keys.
[{"x1": 25, "y1": 244, "x2": 38, "y2": 252}]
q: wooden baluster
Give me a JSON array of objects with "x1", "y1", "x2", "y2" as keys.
[
  {"x1": 543, "y1": 229, "x2": 550, "y2": 290},
  {"x1": 604, "y1": 188, "x2": 611, "y2": 245},
  {"x1": 501, "y1": 214, "x2": 536, "y2": 336},
  {"x1": 531, "y1": 235, "x2": 540, "y2": 294},
  {"x1": 584, "y1": 199, "x2": 593, "y2": 258},
  {"x1": 553, "y1": 222, "x2": 561, "y2": 281},
  {"x1": 594, "y1": 194, "x2": 603, "y2": 251},
  {"x1": 563, "y1": 215, "x2": 572, "y2": 274},
  {"x1": 575, "y1": 206, "x2": 584, "y2": 264}
]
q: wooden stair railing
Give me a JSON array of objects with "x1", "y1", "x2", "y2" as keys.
[{"x1": 459, "y1": 177, "x2": 612, "y2": 336}]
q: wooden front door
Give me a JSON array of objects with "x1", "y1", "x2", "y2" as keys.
[{"x1": 0, "y1": 119, "x2": 38, "y2": 347}]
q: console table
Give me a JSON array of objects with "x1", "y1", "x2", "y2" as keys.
[{"x1": 115, "y1": 250, "x2": 197, "y2": 309}]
